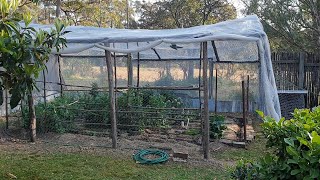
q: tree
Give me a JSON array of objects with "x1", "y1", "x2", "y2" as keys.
[
  {"x1": 0, "y1": 0, "x2": 68, "y2": 141},
  {"x1": 39, "y1": 0, "x2": 133, "y2": 28},
  {"x1": 135, "y1": 0, "x2": 237, "y2": 29},
  {"x1": 242, "y1": 0, "x2": 320, "y2": 52}
]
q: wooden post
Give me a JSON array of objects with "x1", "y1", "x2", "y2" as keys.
[
  {"x1": 137, "y1": 42, "x2": 140, "y2": 87},
  {"x1": 137, "y1": 52, "x2": 140, "y2": 87},
  {"x1": 215, "y1": 69, "x2": 218, "y2": 114},
  {"x1": 198, "y1": 44, "x2": 202, "y2": 110},
  {"x1": 28, "y1": 93, "x2": 36, "y2": 142},
  {"x1": 209, "y1": 61, "x2": 214, "y2": 99},
  {"x1": 242, "y1": 81, "x2": 247, "y2": 142},
  {"x1": 5, "y1": 90, "x2": 8, "y2": 130},
  {"x1": 57, "y1": 55, "x2": 63, "y2": 95},
  {"x1": 202, "y1": 42, "x2": 210, "y2": 159},
  {"x1": 298, "y1": 53, "x2": 305, "y2": 89},
  {"x1": 127, "y1": 53, "x2": 133, "y2": 87},
  {"x1": 105, "y1": 47, "x2": 117, "y2": 148}
]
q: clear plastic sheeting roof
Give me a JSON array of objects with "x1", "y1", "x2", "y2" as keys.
[{"x1": 29, "y1": 15, "x2": 281, "y2": 121}]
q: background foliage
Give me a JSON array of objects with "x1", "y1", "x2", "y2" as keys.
[{"x1": 242, "y1": 0, "x2": 320, "y2": 52}]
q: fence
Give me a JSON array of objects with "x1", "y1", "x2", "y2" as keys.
[{"x1": 272, "y1": 52, "x2": 320, "y2": 108}]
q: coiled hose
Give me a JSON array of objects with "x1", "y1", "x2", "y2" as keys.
[{"x1": 133, "y1": 149, "x2": 170, "y2": 164}]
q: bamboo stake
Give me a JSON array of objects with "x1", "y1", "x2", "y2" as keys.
[
  {"x1": 105, "y1": 47, "x2": 117, "y2": 148},
  {"x1": 202, "y1": 42, "x2": 210, "y2": 159}
]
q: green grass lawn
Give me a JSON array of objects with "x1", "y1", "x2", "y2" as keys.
[
  {"x1": 211, "y1": 135, "x2": 271, "y2": 162},
  {"x1": 0, "y1": 118, "x2": 269, "y2": 180},
  {"x1": 0, "y1": 152, "x2": 230, "y2": 180}
]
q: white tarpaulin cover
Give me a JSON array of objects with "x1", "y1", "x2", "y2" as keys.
[{"x1": 29, "y1": 15, "x2": 281, "y2": 121}]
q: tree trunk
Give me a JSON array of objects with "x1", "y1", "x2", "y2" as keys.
[
  {"x1": 56, "y1": 0, "x2": 61, "y2": 18},
  {"x1": 28, "y1": 93, "x2": 36, "y2": 142}
]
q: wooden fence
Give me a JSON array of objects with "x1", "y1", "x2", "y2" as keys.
[{"x1": 272, "y1": 52, "x2": 320, "y2": 108}]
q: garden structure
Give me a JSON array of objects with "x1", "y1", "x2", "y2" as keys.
[{"x1": 2, "y1": 15, "x2": 281, "y2": 159}]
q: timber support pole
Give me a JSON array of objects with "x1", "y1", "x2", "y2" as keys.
[
  {"x1": 105, "y1": 47, "x2": 117, "y2": 148},
  {"x1": 202, "y1": 42, "x2": 210, "y2": 159}
]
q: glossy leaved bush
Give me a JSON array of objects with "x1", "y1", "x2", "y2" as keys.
[
  {"x1": 231, "y1": 107, "x2": 320, "y2": 180},
  {"x1": 0, "y1": 0, "x2": 68, "y2": 108}
]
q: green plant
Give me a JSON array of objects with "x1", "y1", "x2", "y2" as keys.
[
  {"x1": 210, "y1": 115, "x2": 226, "y2": 139},
  {"x1": 183, "y1": 128, "x2": 201, "y2": 136},
  {"x1": 23, "y1": 88, "x2": 185, "y2": 133},
  {"x1": 89, "y1": 82, "x2": 99, "y2": 97},
  {"x1": 231, "y1": 159, "x2": 259, "y2": 180},
  {"x1": 231, "y1": 107, "x2": 320, "y2": 180},
  {"x1": 0, "y1": 0, "x2": 68, "y2": 108},
  {"x1": 83, "y1": 92, "x2": 110, "y2": 127},
  {"x1": 116, "y1": 89, "x2": 185, "y2": 130},
  {"x1": 0, "y1": 0, "x2": 68, "y2": 141},
  {"x1": 22, "y1": 95, "x2": 79, "y2": 133}
]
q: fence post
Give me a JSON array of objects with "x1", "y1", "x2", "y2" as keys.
[
  {"x1": 202, "y1": 41, "x2": 210, "y2": 159},
  {"x1": 298, "y1": 53, "x2": 305, "y2": 89},
  {"x1": 105, "y1": 46, "x2": 117, "y2": 149}
]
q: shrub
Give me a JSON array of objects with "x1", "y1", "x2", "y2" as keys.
[
  {"x1": 23, "y1": 87, "x2": 185, "y2": 133},
  {"x1": 83, "y1": 92, "x2": 110, "y2": 127},
  {"x1": 210, "y1": 115, "x2": 226, "y2": 139},
  {"x1": 117, "y1": 89, "x2": 184, "y2": 130},
  {"x1": 23, "y1": 95, "x2": 80, "y2": 133},
  {"x1": 231, "y1": 159, "x2": 259, "y2": 180},
  {"x1": 231, "y1": 107, "x2": 320, "y2": 180}
]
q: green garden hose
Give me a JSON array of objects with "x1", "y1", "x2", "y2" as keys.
[{"x1": 133, "y1": 149, "x2": 170, "y2": 164}]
